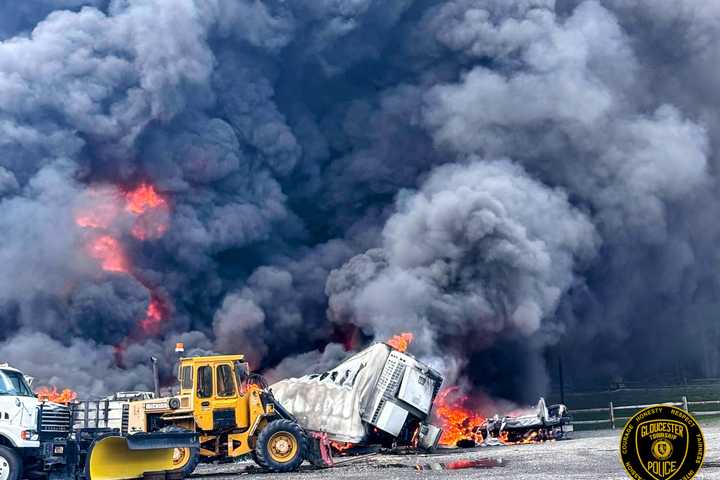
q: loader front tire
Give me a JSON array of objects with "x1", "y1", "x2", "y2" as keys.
[
  {"x1": 0, "y1": 445, "x2": 22, "y2": 480},
  {"x1": 171, "y1": 447, "x2": 200, "y2": 477},
  {"x1": 254, "y1": 419, "x2": 306, "y2": 472},
  {"x1": 159, "y1": 427, "x2": 200, "y2": 477}
]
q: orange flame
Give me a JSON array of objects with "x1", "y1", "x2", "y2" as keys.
[
  {"x1": 241, "y1": 383, "x2": 263, "y2": 396},
  {"x1": 125, "y1": 183, "x2": 167, "y2": 214},
  {"x1": 386, "y1": 332, "x2": 414, "y2": 352},
  {"x1": 498, "y1": 429, "x2": 546, "y2": 445},
  {"x1": 434, "y1": 388, "x2": 549, "y2": 446},
  {"x1": 434, "y1": 387, "x2": 486, "y2": 446},
  {"x1": 124, "y1": 183, "x2": 169, "y2": 240},
  {"x1": 139, "y1": 296, "x2": 165, "y2": 335},
  {"x1": 330, "y1": 442, "x2": 354, "y2": 453},
  {"x1": 88, "y1": 235, "x2": 129, "y2": 273},
  {"x1": 74, "y1": 182, "x2": 172, "y2": 341},
  {"x1": 36, "y1": 386, "x2": 77, "y2": 404}
]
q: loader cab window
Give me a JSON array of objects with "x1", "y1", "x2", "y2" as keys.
[
  {"x1": 234, "y1": 361, "x2": 250, "y2": 394},
  {"x1": 216, "y1": 364, "x2": 236, "y2": 398},
  {"x1": 181, "y1": 366, "x2": 193, "y2": 390},
  {"x1": 197, "y1": 366, "x2": 213, "y2": 398}
]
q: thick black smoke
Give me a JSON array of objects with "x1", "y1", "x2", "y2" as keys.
[
  {"x1": 0, "y1": 0, "x2": 717, "y2": 401},
  {"x1": 326, "y1": 159, "x2": 598, "y2": 396}
]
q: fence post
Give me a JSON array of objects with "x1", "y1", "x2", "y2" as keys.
[
  {"x1": 609, "y1": 402, "x2": 615, "y2": 429},
  {"x1": 682, "y1": 396, "x2": 688, "y2": 412}
]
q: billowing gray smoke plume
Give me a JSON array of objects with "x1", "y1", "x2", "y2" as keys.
[
  {"x1": 326, "y1": 160, "x2": 598, "y2": 394},
  {"x1": 0, "y1": 0, "x2": 717, "y2": 401}
]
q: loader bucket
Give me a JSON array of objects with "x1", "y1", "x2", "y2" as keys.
[{"x1": 87, "y1": 435, "x2": 194, "y2": 480}]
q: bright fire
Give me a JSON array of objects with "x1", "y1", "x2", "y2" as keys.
[
  {"x1": 386, "y1": 332, "x2": 414, "y2": 352},
  {"x1": 36, "y1": 386, "x2": 77, "y2": 404},
  {"x1": 434, "y1": 387, "x2": 486, "y2": 446},
  {"x1": 434, "y1": 388, "x2": 550, "y2": 446},
  {"x1": 74, "y1": 182, "x2": 172, "y2": 341},
  {"x1": 498, "y1": 430, "x2": 543, "y2": 445},
  {"x1": 88, "y1": 235, "x2": 129, "y2": 273},
  {"x1": 125, "y1": 183, "x2": 167, "y2": 214},
  {"x1": 125, "y1": 183, "x2": 170, "y2": 240},
  {"x1": 330, "y1": 442, "x2": 353, "y2": 453},
  {"x1": 139, "y1": 296, "x2": 166, "y2": 336}
]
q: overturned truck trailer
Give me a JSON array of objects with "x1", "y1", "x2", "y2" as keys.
[{"x1": 271, "y1": 343, "x2": 444, "y2": 450}]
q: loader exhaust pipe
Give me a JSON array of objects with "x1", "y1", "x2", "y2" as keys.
[{"x1": 151, "y1": 356, "x2": 160, "y2": 398}]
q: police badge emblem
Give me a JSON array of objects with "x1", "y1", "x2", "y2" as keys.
[{"x1": 620, "y1": 405, "x2": 704, "y2": 480}]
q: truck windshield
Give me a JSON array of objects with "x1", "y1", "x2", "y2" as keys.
[{"x1": 0, "y1": 369, "x2": 34, "y2": 397}]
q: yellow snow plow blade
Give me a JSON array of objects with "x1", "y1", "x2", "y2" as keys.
[{"x1": 88, "y1": 436, "x2": 192, "y2": 480}]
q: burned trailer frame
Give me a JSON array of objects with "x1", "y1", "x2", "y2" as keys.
[
  {"x1": 271, "y1": 343, "x2": 445, "y2": 450},
  {"x1": 477, "y1": 398, "x2": 573, "y2": 444}
]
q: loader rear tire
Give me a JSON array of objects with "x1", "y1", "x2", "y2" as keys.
[
  {"x1": 0, "y1": 445, "x2": 22, "y2": 480},
  {"x1": 254, "y1": 419, "x2": 306, "y2": 473}
]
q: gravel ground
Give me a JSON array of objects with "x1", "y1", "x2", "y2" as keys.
[{"x1": 192, "y1": 427, "x2": 720, "y2": 480}]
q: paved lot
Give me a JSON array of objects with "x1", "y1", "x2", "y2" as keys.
[{"x1": 193, "y1": 427, "x2": 720, "y2": 480}]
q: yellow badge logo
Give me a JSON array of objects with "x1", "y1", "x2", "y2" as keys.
[{"x1": 620, "y1": 405, "x2": 704, "y2": 480}]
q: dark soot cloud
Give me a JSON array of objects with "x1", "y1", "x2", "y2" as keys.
[{"x1": 0, "y1": 0, "x2": 717, "y2": 401}]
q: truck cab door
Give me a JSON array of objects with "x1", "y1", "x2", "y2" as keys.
[
  {"x1": 0, "y1": 369, "x2": 40, "y2": 448},
  {"x1": 194, "y1": 364, "x2": 214, "y2": 431}
]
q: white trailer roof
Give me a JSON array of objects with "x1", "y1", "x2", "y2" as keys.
[{"x1": 271, "y1": 343, "x2": 392, "y2": 443}]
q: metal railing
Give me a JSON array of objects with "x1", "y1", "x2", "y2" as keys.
[
  {"x1": 571, "y1": 397, "x2": 720, "y2": 429},
  {"x1": 73, "y1": 399, "x2": 129, "y2": 434}
]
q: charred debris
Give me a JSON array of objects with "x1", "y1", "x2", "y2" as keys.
[{"x1": 271, "y1": 341, "x2": 573, "y2": 458}]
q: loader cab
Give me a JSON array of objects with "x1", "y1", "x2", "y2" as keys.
[
  {"x1": 138, "y1": 353, "x2": 305, "y2": 472},
  {"x1": 177, "y1": 355, "x2": 248, "y2": 397},
  {"x1": 176, "y1": 355, "x2": 255, "y2": 432}
]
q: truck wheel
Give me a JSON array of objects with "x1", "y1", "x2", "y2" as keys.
[
  {"x1": 0, "y1": 445, "x2": 22, "y2": 480},
  {"x1": 254, "y1": 419, "x2": 306, "y2": 473}
]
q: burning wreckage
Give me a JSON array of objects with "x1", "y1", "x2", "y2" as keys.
[
  {"x1": 0, "y1": 337, "x2": 573, "y2": 480},
  {"x1": 271, "y1": 338, "x2": 573, "y2": 455},
  {"x1": 457, "y1": 398, "x2": 573, "y2": 447},
  {"x1": 272, "y1": 341, "x2": 445, "y2": 452}
]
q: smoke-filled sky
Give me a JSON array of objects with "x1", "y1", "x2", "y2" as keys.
[{"x1": 0, "y1": 0, "x2": 718, "y2": 401}]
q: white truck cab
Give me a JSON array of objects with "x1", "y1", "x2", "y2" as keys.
[{"x1": 0, "y1": 364, "x2": 40, "y2": 480}]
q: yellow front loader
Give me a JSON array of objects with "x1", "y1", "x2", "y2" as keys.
[{"x1": 125, "y1": 354, "x2": 316, "y2": 474}]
